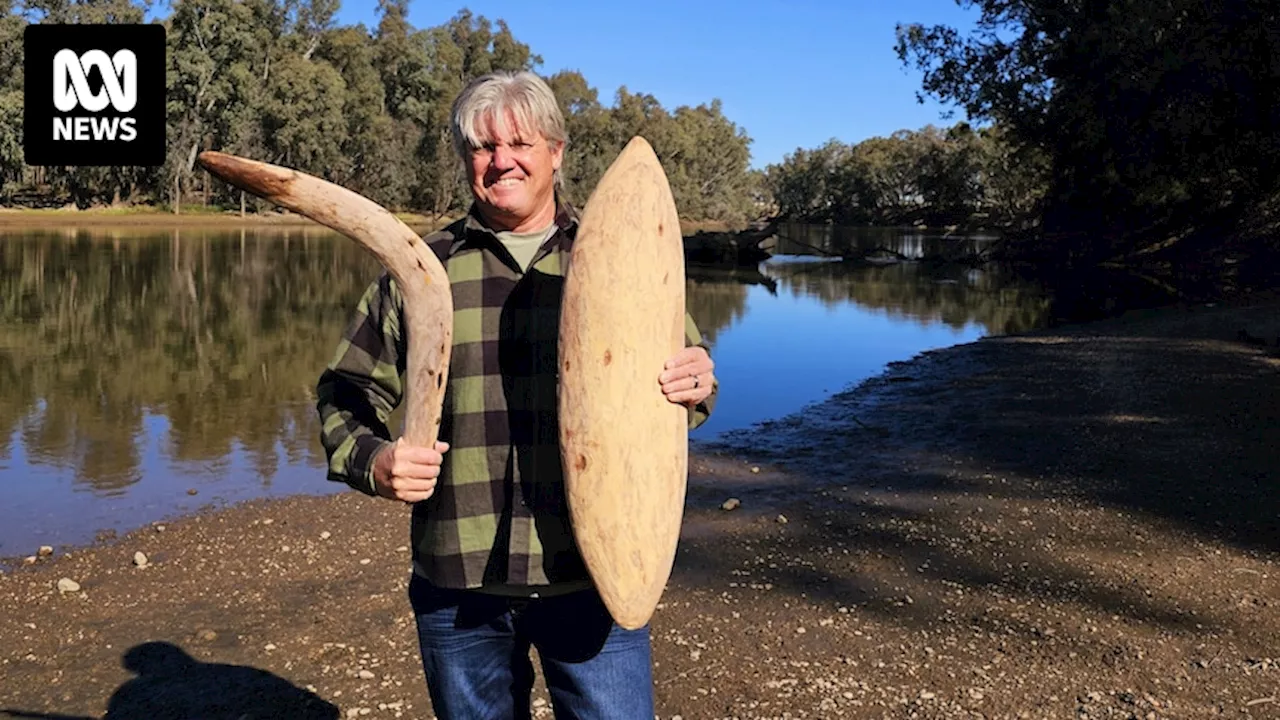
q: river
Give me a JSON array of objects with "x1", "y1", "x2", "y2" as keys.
[{"x1": 0, "y1": 224, "x2": 1058, "y2": 558}]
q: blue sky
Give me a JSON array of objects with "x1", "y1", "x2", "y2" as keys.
[{"x1": 329, "y1": 1, "x2": 979, "y2": 170}]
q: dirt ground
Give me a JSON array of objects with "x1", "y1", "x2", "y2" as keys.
[{"x1": 1, "y1": 294, "x2": 1277, "y2": 720}]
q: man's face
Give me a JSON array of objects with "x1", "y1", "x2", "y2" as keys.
[{"x1": 466, "y1": 112, "x2": 564, "y2": 232}]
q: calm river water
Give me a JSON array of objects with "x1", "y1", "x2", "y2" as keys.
[{"x1": 0, "y1": 225, "x2": 1057, "y2": 558}]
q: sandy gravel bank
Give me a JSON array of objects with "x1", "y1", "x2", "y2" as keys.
[{"x1": 2, "y1": 294, "x2": 1277, "y2": 719}]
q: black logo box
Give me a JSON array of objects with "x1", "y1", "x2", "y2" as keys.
[{"x1": 24, "y1": 24, "x2": 166, "y2": 167}]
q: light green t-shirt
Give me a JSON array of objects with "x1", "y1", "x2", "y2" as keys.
[{"x1": 495, "y1": 223, "x2": 556, "y2": 273}]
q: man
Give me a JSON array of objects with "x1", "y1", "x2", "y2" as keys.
[{"x1": 316, "y1": 70, "x2": 718, "y2": 719}]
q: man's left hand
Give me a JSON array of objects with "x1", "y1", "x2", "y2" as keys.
[{"x1": 660, "y1": 346, "x2": 715, "y2": 407}]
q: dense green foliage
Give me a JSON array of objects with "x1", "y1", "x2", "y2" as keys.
[
  {"x1": 896, "y1": 0, "x2": 1280, "y2": 264},
  {"x1": 8, "y1": 0, "x2": 1274, "y2": 267},
  {"x1": 765, "y1": 123, "x2": 1047, "y2": 228},
  {"x1": 0, "y1": 1, "x2": 761, "y2": 223}
]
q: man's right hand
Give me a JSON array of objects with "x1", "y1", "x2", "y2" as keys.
[{"x1": 372, "y1": 438, "x2": 450, "y2": 503}]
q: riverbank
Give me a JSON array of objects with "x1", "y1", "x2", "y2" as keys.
[{"x1": 2, "y1": 293, "x2": 1278, "y2": 719}]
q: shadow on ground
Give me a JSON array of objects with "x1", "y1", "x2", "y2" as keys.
[{"x1": 2, "y1": 641, "x2": 337, "y2": 720}]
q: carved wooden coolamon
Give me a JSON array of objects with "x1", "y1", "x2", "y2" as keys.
[
  {"x1": 197, "y1": 151, "x2": 452, "y2": 446},
  {"x1": 559, "y1": 136, "x2": 689, "y2": 630}
]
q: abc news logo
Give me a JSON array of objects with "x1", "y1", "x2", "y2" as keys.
[
  {"x1": 53, "y1": 49, "x2": 140, "y2": 142},
  {"x1": 25, "y1": 24, "x2": 165, "y2": 166}
]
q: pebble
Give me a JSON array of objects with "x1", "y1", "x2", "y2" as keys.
[
  {"x1": 265, "y1": 643, "x2": 277, "y2": 651},
  {"x1": 133, "y1": 552, "x2": 149, "y2": 568},
  {"x1": 920, "y1": 690, "x2": 936, "y2": 700},
  {"x1": 320, "y1": 531, "x2": 332, "y2": 540},
  {"x1": 359, "y1": 558, "x2": 372, "y2": 565},
  {"x1": 196, "y1": 629, "x2": 218, "y2": 642},
  {"x1": 38, "y1": 546, "x2": 54, "y2": 557},
  {"x1": 187, "y1": 489, "x2": 198, "y2": 495},
  {"x1": 358, "y1": 670, "x2": 376, "y2": 679},
  {"x1": 56, "y1": 578, "x2": 80, "y2": 593},
  {"x1": 776, "y1": 514, "x2": 788, "y2": 524},
  {"x1": 750, "y1": 466, "x2": 760, "y2": 473},
  {"x1": 532, "y1": 699, "x2": 547, "y2": 708},
  {"x1": 154, "y1": 524, "x2": 166, "y2": 532},
  {"x1": 23, "y1": 556, "x2": 37, "y2": 565},
  {"x1": 721, "y1": 498, "x2": 741, "y2": 511}
]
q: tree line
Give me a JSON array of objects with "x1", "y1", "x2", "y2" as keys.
[
  {"x1": 8, "y1": 0, "x2": 1270, "y2": 272},
  {"x1": 764, "y1": 123, "x2": 1047, "y2": 228},
  {"x1": 0, "y1": 0, "x2": 761, "y2": 223},
  {"x1": 895, "y1": 0, "x2": 1280, "y2": 268},
  {"x1": 768, "y1": 0, "x2": 1279, "y2": 278}
]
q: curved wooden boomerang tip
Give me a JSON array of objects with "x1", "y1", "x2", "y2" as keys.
[{"x1": 196, "y1": 150, "x2": 294, "y2": 199}]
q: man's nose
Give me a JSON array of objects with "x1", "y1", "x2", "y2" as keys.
[{"x1": 491, "y1": 144, "x2": 518, "y2": 169}]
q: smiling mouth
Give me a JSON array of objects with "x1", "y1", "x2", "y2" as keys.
[{"x1": 490, "y1": 177, "x2": 523, "y2": 188}]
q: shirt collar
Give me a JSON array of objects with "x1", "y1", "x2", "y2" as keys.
[{"x1": 451, "y1": 198, "x2": 579, "y2": 256}]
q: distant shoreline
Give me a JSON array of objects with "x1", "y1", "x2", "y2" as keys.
[{"x1": 0, "y1": 207, "x2": 739, "y2": 235}]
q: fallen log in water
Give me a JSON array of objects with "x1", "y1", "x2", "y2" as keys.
[{"x1": 684, "y1": 221, "x2": 778, "y2": 266}]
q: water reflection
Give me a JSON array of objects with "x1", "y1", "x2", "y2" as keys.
[
  {"x1": 763, "y1": 259, "x2": 1051, "y2": 336},
  {"x1": 775, "y1": 222, "x2": 998, "y2": 261},
  {"x1": 0, "y1": 226, "x2": 1051, "y2": 556},
  {"x1": 1, "y1": 228, "x2": 378, "y2": 498}
]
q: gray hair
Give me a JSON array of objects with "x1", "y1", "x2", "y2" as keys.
[{"x1": 450, "y1": 71, "x2": 568, "y2": 187}]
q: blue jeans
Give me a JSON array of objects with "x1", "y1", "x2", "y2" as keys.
[{"x1": 408, "y1": 574, "x2": 655, "y2": 719}]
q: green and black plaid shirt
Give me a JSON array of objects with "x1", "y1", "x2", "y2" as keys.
[{"x1": 316, "y1": 201, "x2": 716, "y2": 593}]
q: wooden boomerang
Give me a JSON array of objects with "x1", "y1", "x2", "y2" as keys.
[{"x1": 197, "y1": 151, "x2": 453, "y2": 447}]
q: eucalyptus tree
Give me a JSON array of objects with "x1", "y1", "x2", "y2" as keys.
[
  {"x1": 417, "y1": 10, "x2": 540, "y2": 216},
  {"x1": 663, "y1": 100, "x2": 755, "y2": 223},
  {"x1": 165, "y1": 0, "x2": 274, "y2": 210},
  {"x1": 897, "y1": 0, "x2": 1280, "y2": 259},
  {"x1": 0, "y1": 2, "x2": 24, "y2": 200},
  {"x1": 544, "y1": 69, "x2": 613, "y2": 207}
]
